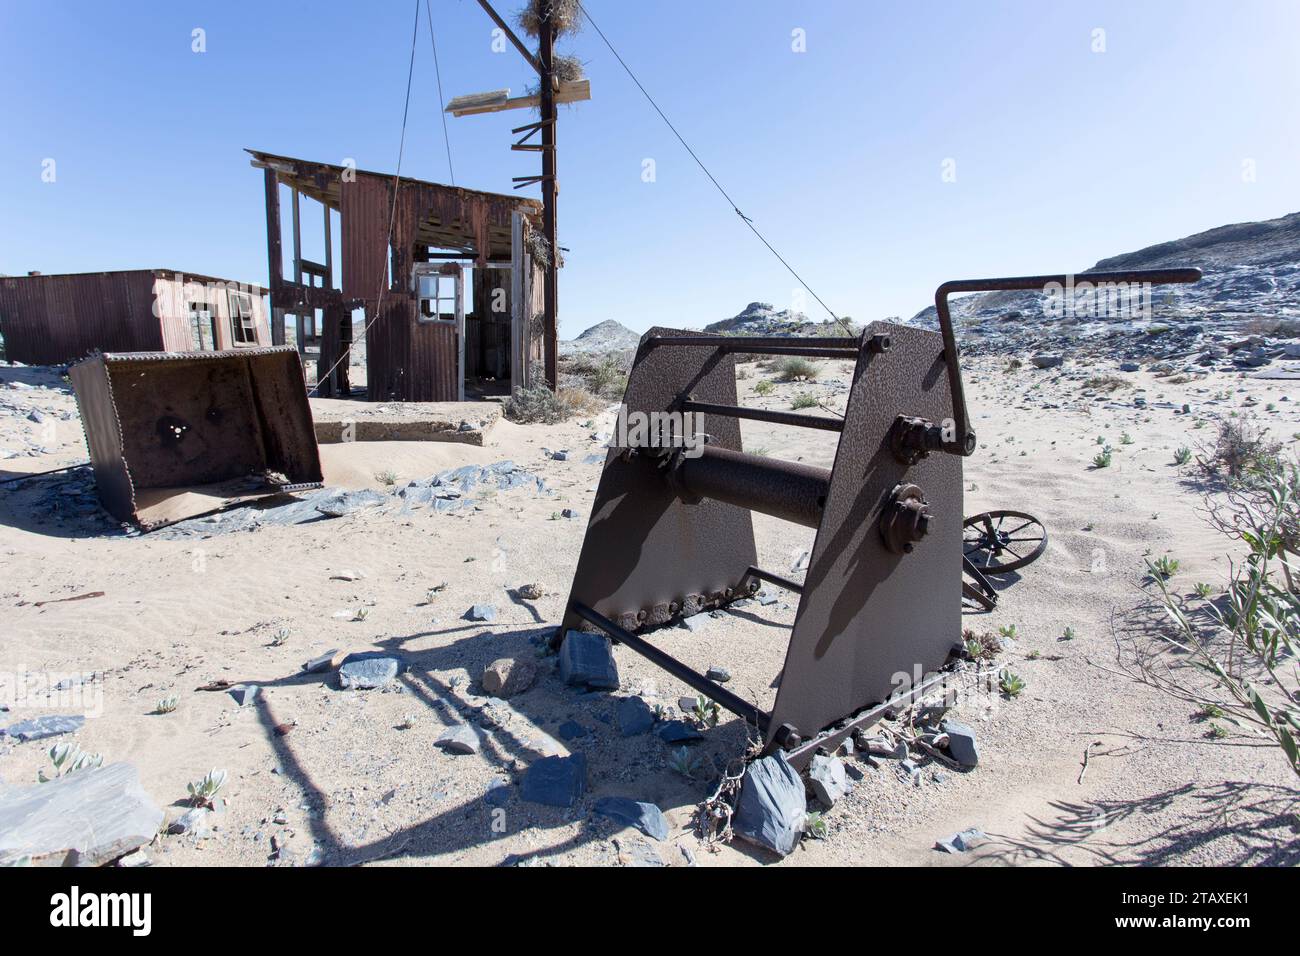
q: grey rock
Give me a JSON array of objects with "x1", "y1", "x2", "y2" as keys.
[
  {"x1": 593, "y1": 797, "x2": 669, "y2": 841},
  {"x1": 807, "y1": 754, "x2": 849, "y2": 809},
  {"x1": 228, "y1": 684, "x2": 259, "y2": 707},
  {"x1": 436, "y1": 724, "x2": 482, "y2": 755},
  {"x1": 557, "y1": 720, "x2": 588, "y2": 741},
  {"x1": 467, "y1": 604, "x2": 498, "y2": 623},
  {"x1": 0, "y1": 763, "x2": 164, "y2": 866},
  {"x1": 657, "y1": 720, "x2": 703, "y2": 744},
  {"x1": 314, "y1": 489, "x2": 386, "y2": 517},
  {"x1": 481, "y1": 657, "x2": 537, "y2": 697},
  {"x1": 483, "y1": 780, "x2": 512, "y2": 807},
  {"x1": 27, "y1": 409, "x2": 46, "y2": 424},
  {"x1": 935, "y1": 827, "x2": 986, "y2": 853},
  {"x1": 520, "y1": 754, "x2": 587, "y2": 808},
  {"x1": 2, "y1": 714, "x2": 85, "y2": 742},
  {"x1": 169, "y1": 807, "x2": 211, "y2": 836},
  {"x1": 941, "y1": 719, "x2": 979, "y2": 767},
  {"x1": 705, "y1": 665, "x2": 731, "y2": 683},
  {"x1": 558, "y1": 630, "x2": 620, "y2": 690},
  {"x1": 733, "y1": 753, "x2": 807, "y2": 857},
  {"x1": 302, "y1": 649, "x2": 342, "y2": 673},
  {"x1": 616, "y1": 696, "x2": 655, "y2": 736},
  {"x1": 680, "y1": 614, "x2": 709, "y2": 633},
  {"x1": 1119, "y1": 361, "x2": 1141, "y2": 372},
  {"x1": 116, "y1": 849, "x2": 151, "y2": 867},
  {"x1": 338, "y1": 655, "x2": 401, "y2": 690},
  {"x1": 476, "y1": 697, "x2": 514, "y2": 730},
  {"x1": 1031, "y1": 353, "x2": 1063, "y2": 369}
]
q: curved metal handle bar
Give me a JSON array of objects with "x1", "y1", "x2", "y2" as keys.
[{"x1": 934, "y1": 267, "x2": 1202, "y2": 457}]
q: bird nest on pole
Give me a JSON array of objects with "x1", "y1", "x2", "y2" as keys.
[
  {"x1": 516, "y1": 0, "x2": 582, "y2": 39},
  {"x1": 525, "y1": 54, "x2": 586, "y2": 96}
]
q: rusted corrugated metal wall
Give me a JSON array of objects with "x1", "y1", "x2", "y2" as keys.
[
  {"x1": 339, "y1": 170, "x2": 526, "y2": 402},
  {"x1": 0, "y1": 271, "x2": 165, "y2": 365}
]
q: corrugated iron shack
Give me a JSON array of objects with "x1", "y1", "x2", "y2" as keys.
[
  {"x1": 0, "y1": 269, "x2": 271, "y2": 366},
  {"x1": 248, "y1": 149, "x2": 548, "y2": 402}
]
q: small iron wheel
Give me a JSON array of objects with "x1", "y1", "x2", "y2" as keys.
[{"x1": 962, "y1": 510, "x2": 1048, "y2": 574}]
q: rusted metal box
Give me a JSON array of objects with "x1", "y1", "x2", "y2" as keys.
[{"x1": 70, "y1": 347, "x2": 323, "y2": 529}]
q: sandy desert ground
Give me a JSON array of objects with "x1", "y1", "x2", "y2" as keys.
[{"x1": 0, "y1": 352, "x2": 1297, "y2": 867}]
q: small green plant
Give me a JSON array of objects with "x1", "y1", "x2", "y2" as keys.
[
  {"x1": 691, "y1": 695, "x2": 721, "y2": 728},
  {"x1": 668, "y1": 746, "x2": 705, "y2": 779},
  {"x1": 375, "y1": 469, "x2": 398, "y2": 486},
  {"x1": 1193, "y1": 581, "x2": 1213, "y2": 598},
  {"x1": 962, "y1": 629, "x2": 999, "y2": 662},
  {"x1": 1026, "y1": 649, "x2": 1041, "y2": 660},
  {"x1": 353, "y1": 606, "x2": 370, "y2": 622},
  {"x1": 998, "y1": 668, "x2": 1026, "y2": 698},
  {"x1": 753, "y1": 379, "x2": 775, "y2": 397},
  {"x1": 1149, "y1": 555, "x2": 1180, "y2": 580},
  {"x1": 270, "y1": 626, "x2": 290, "y2": 647},
  {"x1": 187, "y1": 768, "x2": 228, "y2": 807},
  {"x1": 1119, "y1": 432, "x2": 1134, "y2": 445},
  {"x1": 791, "y1": 392, "x2": 818, "y2": 410},
  {"x1": 1092, "y1": 447, "x2": 1113, "y2": 469},
  {"x1": 155, "y1": 696, "x2": 179, "y2": 714},
  {"x1": 652, "y1": 702, "x2": 669, "y2": 722},
  {"x1": 998, "y1": 624, "x2": 1018, "y2": 641},
  {"x1": 1196, "y1": 703, "x2": 1226, "y2": 720},
  {"x1": 38, "y1": 742, "x2": 103, "y2": 783},
  {"x1": 804, "y1": 811, "x2": 829, "y2": 840},
  {"x1": 777, "y1": 356, "x2": 820, "y2": 382},
  {"x1": 1061, "y1": 626, "x2": 1076, "y2": 641},
  {"x1": 1095, "y1": 435, "x2": 1106, "y2": 445},
  {"x1": 1174, "y1": 446, "x2": 1192, "y2": 466},
  {"x1": 1206, "y1": 723, "x2": 1229, "y2": 740}
]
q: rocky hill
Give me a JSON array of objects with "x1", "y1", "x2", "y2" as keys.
[
  {"x1": 704, "y1": 302, "x2": 858, "y2": 338},
  {"x1": 559, "y1": 319, "x2": 641, "y2": 356},
  {"x1": 908, "y1": 211, "x2": 1300, "y2": 369}
]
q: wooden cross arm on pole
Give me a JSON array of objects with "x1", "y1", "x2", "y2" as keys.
[
  {"x1": 476, "y1": 0, "x2": 542, "y2": 75},
  {"x1": 445, "y1": 80, "x2": 591, "y2": 117}
]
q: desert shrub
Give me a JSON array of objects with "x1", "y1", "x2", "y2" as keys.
[
  {"x1": 791, "y1": 393, "x2": 818, "y2": 410},
  {"x1": 1084, "y1": 375, "x2": 1131, "y2": 392},
  {"x1": 776, "y1": 357, "x2": 820, "y2": 382},
  {"x1": 753, "y1": 380, "x2": 775, "y2": 397},
  {"x1": 1244, "y1": 317, "x2": 1300, "y2": 338},
  {"x1": 1197, "y1": 416, "x2": 1282, "y2": 483},
  {"x1": 578, "y1": 357, "x2": 626, "y2": 398},
  {"x1": 1147, "y1": 463, "x2": 1299, "y2": 778},
  {"x1": 505, "y1": 372, "x2": 602, "y2": 424}
]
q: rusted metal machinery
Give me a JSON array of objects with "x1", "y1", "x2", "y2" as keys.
[
  {"x1": 70, "y1": 347, "x2": 323, "y2": 529},
  {"x1": 559, "y1": 268, "x2": 1200, "y2": 767},
  {"x1": 960, "y1": 510, "x2": 1049, "y2": 610}
]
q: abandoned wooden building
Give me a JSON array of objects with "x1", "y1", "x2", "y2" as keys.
[
  {"x1": 0, "y1": 269, "x2": 270, "y2": 366},
  {"x1": 248, "y1": 149, "x2": 551, "y2": 401}
]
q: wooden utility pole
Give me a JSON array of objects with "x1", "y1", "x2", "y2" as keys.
[
  {"x1": 452, "y1": 0, "x2": 580, "y2": 390},
  {"x1": 537, "y1": 11, "x2": 558, "y2": 389}
]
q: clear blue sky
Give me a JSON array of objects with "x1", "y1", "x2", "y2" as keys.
[{"x1": 3, "y1": 1, "x2": 1297, "y2": 336}]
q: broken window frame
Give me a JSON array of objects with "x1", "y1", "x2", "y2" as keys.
[
  {"x1": 228, "y1": 290, "x2": 257, "y2": 346},
  {"x1": 413, "y1": 264, "x2": 461, "y2": 325}
]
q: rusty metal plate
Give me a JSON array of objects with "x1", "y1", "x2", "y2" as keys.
[
  {"x1": 559, "y1": 327, "x2": 757, "y2": 639},
  {"x1": 70, "y1": 347, "x2": 323, "y2": 529},
  {"x1": 767, "y1": 321, "x2": 962, "y2": 744}
]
